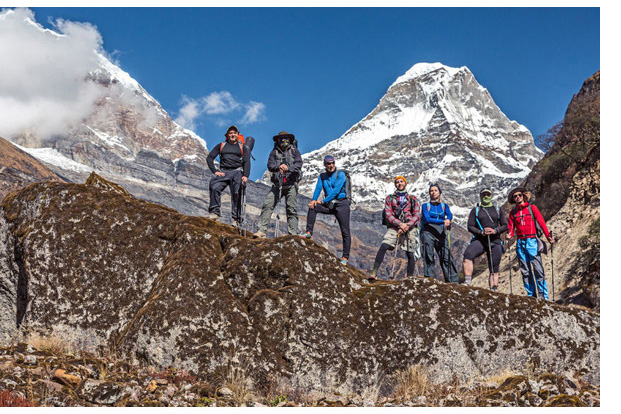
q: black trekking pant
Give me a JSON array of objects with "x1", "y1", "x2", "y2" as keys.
[
  {"x1": 209, "y1": 169, "x2": 243, "y2": 221},
  {"x1": 306, "y1": 199, "x2": 351, "y2": 259},
  {"x1": 421, "y1": 224, "x2": 458, "y2": 283},
  {"x1": 373, "y1": 243, "x2": 416, "y2": 278},
  {"x1": 464, "y1": 238, "x2": 503, "y2": 273}
]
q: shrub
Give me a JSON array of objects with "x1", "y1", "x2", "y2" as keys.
[{"x1": 0, "y1": 390, "x2": 35, "y2": 407}]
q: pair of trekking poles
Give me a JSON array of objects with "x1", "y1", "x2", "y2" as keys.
[{"x1": 506, "y1": 233, "x2": 555, "y2": 301}]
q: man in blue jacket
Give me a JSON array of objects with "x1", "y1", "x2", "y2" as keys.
[
  {"x1": 303, "y1": 155, "x2": 351, "y2": 265},
  {"x1": 420, "y1": 183, "x2": 458, "y2": 282}
]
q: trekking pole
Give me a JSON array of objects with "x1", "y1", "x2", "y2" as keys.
[
  {"x1": 551, "y1": 232, "x2": 555, "y2": 302},
  {"x1": 487, "y1": 234, "x2": 494, "y2": 289},
  {"x1": 508, "y1": 239, "x2": 513, "y2": 295}
]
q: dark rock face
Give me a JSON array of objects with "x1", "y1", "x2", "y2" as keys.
[{"x1": 0, "y1": 175, "x2": 600, "y2": 392}]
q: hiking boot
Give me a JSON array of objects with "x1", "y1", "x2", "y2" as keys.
[
  {"x1": 491, "y1": 286, "x2": 498, "y2": 292},
  {"x1": 207, "y1": 213, "x2": 220, "y2": 221},
  {"x1": 340, "y1": 257, "x2": 348, "y2": 266},
  {"x1": 368, "y1": 269, "x2": 377, "y2": 281},
  {"x1": 232, "y1": 220, "x2": 240, "y2": 228},
  {"x1": 254, "y1": 231, "x2": 266, "y2": 239},
  {"x1": 463, "y1": 276, "x2": 472, "y2": 286},
  {"x1": 301, "y1": 231, "x2": 312, "y2": 239}
]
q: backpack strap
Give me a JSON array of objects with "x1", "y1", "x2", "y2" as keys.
[
  {"x1": 528, "y1": 205, "x2": 544, "y2": 237},
  {"x1": 218, "y1": 142, "x2": 244, "y2": 157},
  {"x1": 474, "y1": 204, "x2": 484, "y2": 231}
]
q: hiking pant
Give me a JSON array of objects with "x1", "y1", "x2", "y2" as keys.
[
  {"x1": 209, "y1": 169, "x2": 243, "y2": 221},
  {"x1": 516, "y1": 238, "x2": 549, "y2": 300},
  {"x1": 306, "y1": 199, "x2": 351, "y2": 259},
  {"x1": 464, "y1": 238, "x2": 503, "y2": 273},
  {"x1": 420, "y1": 224, "x2": 458, "y2": 283},
  {"x1": 257, "y1": 185, "x2": 299, "y2": 235},
  {"x1": 373, "y1": 243, "x2": 416, "y2": 278}
]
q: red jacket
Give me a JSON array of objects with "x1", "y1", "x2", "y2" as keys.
[
  {"x1": 507, "y1": 202, "x2": 550, "y2": 239},
  {"x1": 384, "y1": 192, "x2": 421, "y2": 229}
]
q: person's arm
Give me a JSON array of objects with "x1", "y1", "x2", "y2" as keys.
[
  {"x1": 406, "y1": 196, "x2": 421, "y2": 227},
  {"x1": 312, "y1": 175, "x2": 323, "y2": 201},
  {"x1": 267, "y1": 150, "x2": 280, "y2": 172},
  {"x1": 507, "y1": 209, "x2": 515, "y2": 238},
  {"x1": 291, "y1": 148, "x2": 303, "y2": 173},
  {"x1": 322, "y1": 171, "x2": 346, "y2": 203},
  {"x1": 531, "y1": 205, "x2": 552, "y2": 239},
  {"x1": 444, "y1": 204, "x2": 453, "y2": 221},
  {"x1": 206, "y1": 145, "x2": 221, "y2": 174},
  {"x1": 496, "y1": 208, "x2": 508, "y2": 234},
  {"x1": 385, "y1": 196, "x2": 401, "y2": 227},
  {"x1": 467, "y1": 208, "x2": 482, "y2": 235}
]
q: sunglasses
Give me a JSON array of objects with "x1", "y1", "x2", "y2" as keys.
[
  {"x1": 325, "y1": 162, "x2": 335, "y2": 166},
  {"x1": 513, "y1": 193, "x2": 523, "y2": 199}
]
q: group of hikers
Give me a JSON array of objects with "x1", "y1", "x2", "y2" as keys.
[{"x1": 206, "y1": 125, "x2": 556, "y2": 301}]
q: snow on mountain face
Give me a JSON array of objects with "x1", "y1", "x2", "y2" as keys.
[{"x1": 295, "y1": 62, "x2": 542, "y2": 223}]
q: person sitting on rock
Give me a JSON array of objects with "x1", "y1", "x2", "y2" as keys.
[
  {"x1": 303, "y1": 155, "x2": 351, "y2": 266},
  {"x1": 507, "y1": 187, "x2": 555, "y2": 300},
  {"x1": 462, "y1": 187, "x2": 508, "y2": 289},
  {"x1": 206, "y1": 125, "x2": 251, "y2": 226},
  {"x1": 420, "y1": 183, "x2": 458, "y2": 283},
  {"x1": 368, "y1": 176, "x2": 421, "y2": 281},
  {"x1": 254, "y1": 131, "x2": 303, "y2": 238}
]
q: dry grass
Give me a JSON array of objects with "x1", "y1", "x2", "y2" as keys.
[
  {"x1": 480, "y1": 367, "x2": 521, "y2": 386},
  {"x1": 390, "y1": 364, "x2": 432, "y2": 401},
  {"x1": 25, "y1": 333, "x2": 74, "y2": 356},
  {"x1": 222, "y1": 359, "x2": 255, "y2": 405}
]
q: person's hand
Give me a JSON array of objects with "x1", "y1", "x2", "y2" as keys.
[
  {"x1": 548, "y1": 236, "x2": 555, "y2": 244},
  {"x1": 242, "y1": 176, "x2": 248, "y2": 184},
  {"x1": 444, "y1": 219, "x2": 451, "y2": 227},
  {"x1": 279, "y1": 164, "x2": 289, "y2": 173},
  {"x1": 308, "y1": 200, "x2": 318, "y2": 209},
  {"x1": 215, "y1": 171, "x2": 225, "y2": 177},
  {"x1": 484, "y1": 227, "x2": 496, "y2": 235},
  {"x1": 399, "y1": 223, "x2": 409, "y2": 233}
]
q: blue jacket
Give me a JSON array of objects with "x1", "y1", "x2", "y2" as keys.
[
  {"x1": 312, "y1": 170, "x2": 347, "y2": 204},
  {"x1": 421, "y1": 202, "x2": 453, "y2": 226}
]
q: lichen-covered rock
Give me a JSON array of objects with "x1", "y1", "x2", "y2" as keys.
[{"x1": 0, "y1": 177, "x2": 600, "y2": 394}]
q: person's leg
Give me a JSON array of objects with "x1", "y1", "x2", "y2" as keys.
[
  {"x1": 230, "y1": 171, "x2": 242, "y2": 222},
  {"x1": 463, "y1": 240, "x2": 484, "y2": 284},
  {"x1": 208, "y1": 175, "x2": 228, "y2": 216},
  {"x1": 421, "y1": 230, "x2": 436, "y2": 278},
  {"x1": 372, "y1": 243, "x2": 392, "y2": 271},
  {"x1": 257, "y1": 186, "x2": 279, "y2": 233},
  {"x1": 438, "y1": 232, "x2": 458, "y2": 283},
  {"x1": 490, "y1": 242, "x2": 502, "y2": 289},
  {"x1": 305, "y1": 203, "x2": 330, "y2": 235},
  {"x1": 334, "y1": 201, "x2": 351, "y2": 260},
  {"x1": 284, "y1": 186, "x2": 299, "y2": 235},
  {"x1": 517, "y1": 239, "x2": 536, "y2": 297},
  {"x1": 530, "y1": 252, "x2": 549, "y2": 300},
  {"x1": 406, "y1": 251, "x2": 416, "y2": 277}
]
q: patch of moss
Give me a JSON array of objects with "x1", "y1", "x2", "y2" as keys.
[{"x1": 545, "y1": 394, "x2": 586, "y2": 407}]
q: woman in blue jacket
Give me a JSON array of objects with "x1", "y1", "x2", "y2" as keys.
[{"x1": 420, "y1": 184, "x2": 458, "y2": 282}]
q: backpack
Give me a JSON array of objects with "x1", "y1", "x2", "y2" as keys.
[
  {"x1": 271, "y1": 147, "x2": 300, "y2": 185},
  {"x1": 339, "y1": 169, "x2": 352, "y2": 201},
  {"x1": 511, "y1": 204, "x2": 544, "y2": 238},
  {"x1": 382, "y1": 194, "x2": 416, "y2": 226},
  {"x1": 218, "y1": 141, "x2": 245, "y2": 157}
]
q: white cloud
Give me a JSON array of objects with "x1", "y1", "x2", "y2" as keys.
[
  {"x1": 174, "y1": 91, "x2": 266, "y2": 130},
  {"x1": 240, "y1": 101, "x2": 266, "y2": 124},
  {"x1": 0, "y1": 8, "x2": 108, "y2": 140}
]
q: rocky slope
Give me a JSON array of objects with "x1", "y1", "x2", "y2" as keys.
[
  {"x1": 0, "y1": 136, "x2": 63, "y2": 201},
  {"x1": 295, "y1": 63, "x2": 543, "y2": 222},
  {"x1": 470, "y1": 71, "x2": 600, "y2": 309},
  {"x1": 0, "y1": 175, "x2": 600, "y2": 396}
]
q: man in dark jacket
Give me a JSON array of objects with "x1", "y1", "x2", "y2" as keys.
[
  {"x1": 368, "y1": 176, "x2": 421, "y2": 281},
  {"x1": 255, "y1": 131, "x2": 303, "y2": 238},
  {"x1": 462, "y1": 188, "x2": 508, "y2": 289},
  {"x1": 206, "y1": 125, "x2": 251, "y2": 225}
]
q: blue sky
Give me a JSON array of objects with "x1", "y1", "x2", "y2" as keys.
[{"x1": 27, "y1": 7, "x2": 600, "y2": 180}]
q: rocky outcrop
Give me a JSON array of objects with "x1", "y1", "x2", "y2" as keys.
[
  {"x1": 0, "y1": 175, "x2": 600, "y2": 392},
  {"x1": 0, "y1": 137, "x2": 62, "y2": 202},
  {"x1": 471, "y1": 71, "x2": 600, "y2": 309}
]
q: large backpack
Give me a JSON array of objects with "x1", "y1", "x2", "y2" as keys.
[{"x1": 339, "y1": 169, "x2": 352, "y2": 201}]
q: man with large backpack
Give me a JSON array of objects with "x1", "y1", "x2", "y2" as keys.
[
  {"x1": 254, "y1": 131, "x2": 303, "y2": 238},
  {"x1": 462, "y1": 188, "x2": 508, "y2": 289},
  {"x1": 368, "y1": 176, "x2": 421, "y2": 281},
  {"x1": 206, "y1": 125, "x2": 251, "y2": 226},
  {"x1": 420, "y1": 184, "x2": 459, "y2": 283},
  {"x1": 507, "y1": 187, "x2": 555, "y2": 300},
  {"x1": 303, "y1": 155, "x2": 351, "y2": 265}
]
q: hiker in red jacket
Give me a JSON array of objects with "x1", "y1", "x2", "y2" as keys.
[{"x1": 507, "y1": 187, "x2": 555, "y2": 300}]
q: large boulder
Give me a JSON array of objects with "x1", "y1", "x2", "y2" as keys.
[{"x1": 0, "y1": 174, "x2": 599, "y2": 392}]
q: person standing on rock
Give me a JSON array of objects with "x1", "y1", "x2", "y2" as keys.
[
  {"x1": 420, "y1": 184, "x2": 459, "y2": 283},
  {"x1": 507, "y1": 187, "x2": 555, "y2": 300},
  {"x1": 462, "y1": 188, "x2": 508, "y2": 289},
  {"x1": 368, "y1": 176, "x2": 421, "y2": 281},
  {"x1": 303, "y1": 155, "x2": 351, "y2": 265},
  {"x1": 254, "y1": 131, "x2": 303, "y2": 238},
  {"x1": 206, "y1": 125, "x2": 251, "y2": 226}
]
